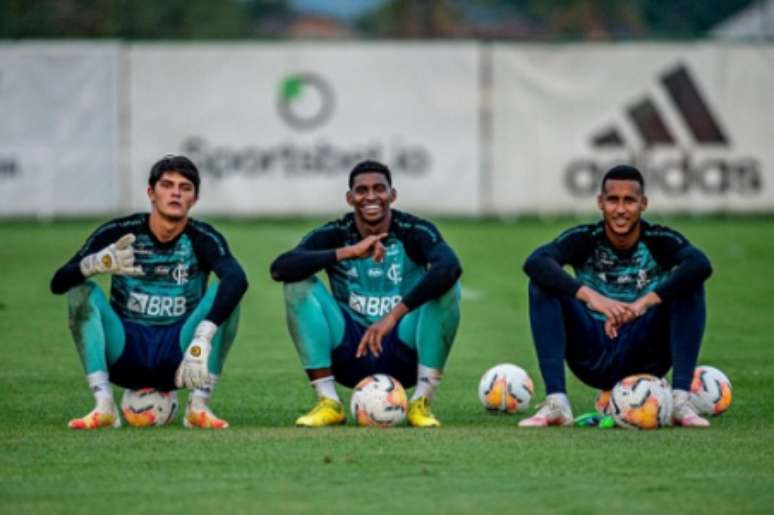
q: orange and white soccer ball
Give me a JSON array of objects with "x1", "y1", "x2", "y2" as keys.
[
  {"x1": 690, "y1": 365, "x2": 733, "y2": 416},
  {"x1": 610, "y1": 374, "x2": 673, "y2": 430},
  {"x1": 350, "y1": 374, "x2": 408, "y2": 427},
  {"x1": 121, "y1": 388, "x2": 178, "y2": 427},
  {"x1": 478, "y1": 363, "x2": 533, "y2": 413}
]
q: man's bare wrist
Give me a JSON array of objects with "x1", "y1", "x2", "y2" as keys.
[
  {"x1": 335, "y1": 247, "x2": 350, "y2": 261},
  {"x1": 576, "y1": 286, "x2": 592, "y2": 302}
]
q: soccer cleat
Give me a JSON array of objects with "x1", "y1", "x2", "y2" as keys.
[
  {"x1": 184, "y1": 399, "x2": 229, "y2": 429},
  {"x1": 295, "y1": 397, "x2": 346, "y2": 427},
  {"x1": 407, "y1": 396, "x2": 440, "y2": 428},
  {"x1": 518, "y1": 396, "x2": 574, "y2": 427},
  {"x1": 672, "y1": 390, "x2": 710, "y2": 428},
  {"x1": 68, "y1": 405, "x2": 121, "y2": 430}
]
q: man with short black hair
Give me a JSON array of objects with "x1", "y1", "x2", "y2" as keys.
[
  {"x1": 520, "y1": 164, "x2": 713, "y2": 427},
  {"x1": 271, "y1": 159, "x2": 462, "y2": 428},
  {"x1": 51, "y1": 155, "x2": 248, "y2": 429}
]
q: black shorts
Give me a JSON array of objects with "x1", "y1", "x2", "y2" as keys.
[
  {"x1": 331, "y1": 310, "x2": 418, "y2": 389},
  {"x1": 108, "y1": 319, "x2": 184, "y2": 391}
]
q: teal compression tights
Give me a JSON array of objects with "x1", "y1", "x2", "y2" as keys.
[
  {"x1": 66, "y1": 281, "x2": 239, "y2": 375},
  {"x1": 283, "y1": 277, "x2": 461, "y2": 370}
]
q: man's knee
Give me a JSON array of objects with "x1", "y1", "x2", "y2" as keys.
[
  {"x1": 67, "y1": 281, "x2": 98, "y2": 307},
  {"x1": 668, "y1": 285, "x2": 705, "y2": 306},
  {"x1": 528, "y1": 281, "x2": 564, "y2": 309},
  {"x1": 528, "y1": 280, "x2": 553, "y2": 300},
  {"x1": 283, "y1": 278, "x2": 319, "y2": 304},
  {"x1": 67, "y1": 281, "x2": 100, "y2": 325},
  {"x1": 221, "y1": 303, "x2": 241, "y2": 334},
  {"x1": 432, "y1": 282, "x2": 461, "y2": 310}
]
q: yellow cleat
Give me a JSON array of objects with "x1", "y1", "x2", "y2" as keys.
[
  {"x1": 68, "y1": 406, "x2": 121, "y2": 430},
  {"x1": 407, "y1": 397, "x2": 440, "y2": 428},
  {"x1": 295, "y1": 397, "x2": 346, "y2": 427}
]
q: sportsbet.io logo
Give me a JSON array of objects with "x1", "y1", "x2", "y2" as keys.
[
  {"x1": 277, "y1": 73, "x2": 335, "y2": 131},
  {"x1": 565, "y1": 63, "x2": 762, "y2": 197},
  {"x1": 183, "y1": 71, "x2": 431, "y2": 179}
]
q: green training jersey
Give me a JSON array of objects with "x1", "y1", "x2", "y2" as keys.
[
  {"x1": 523, "y1": 220, "x2": 711, "y2": 320},
  {"x1": 272, "y1": 210, "x2": 462, "y2": 326},
  {"x1": 51, "y1": 213, "x2": 247, "y2": 327}
]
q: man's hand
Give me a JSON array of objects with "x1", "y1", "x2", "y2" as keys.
[
  {"x1": 604, "y1": 319, "x2": 622, "y2": 339},
  {"x1": 576, "y1": 286, "x2": 633, "y2": 325},
  {"x1": 175, "y1": 320, "x2": 217, "y2": 389},
  {"x1": 602, "y1": 292, "x2": 662, "y2": 339},
  {"x1": 356, "y1": 304, "x2": 408, "y2": 358},
  {"x1": 80, "y1": 233, "x2": 143, "y2": 277},
  {"x1": 577, "y1": 286, "x2": 636, "y2": 338},
  {"x1": 336, "y1": 233, "x2": 388, "y2": 263},
  {"x1": 627, "y1": 291, "x2": 662, "y2": 318}
]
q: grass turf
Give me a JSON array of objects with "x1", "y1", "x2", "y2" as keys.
[{"x1": 1, "y1": 217, "x2": 773, "y2": 514}]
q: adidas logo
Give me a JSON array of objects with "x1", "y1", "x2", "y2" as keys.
[
  {"x1": 564, "y1": 63, "x2": 762, "y2": 197},
  {"x1": 592, "y1": 64, "x2": 727, "y2": 148}
]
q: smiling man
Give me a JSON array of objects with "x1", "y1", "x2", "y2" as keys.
[
  {"x1": 51, "y1": 155, "x2": 248, "y2": 429},
  {"x1": 519, "y1": 165, "x2": 713, "y2": 428},
  {"x1": 271, "y1": 160, "x2": 462, "y2": 427}
]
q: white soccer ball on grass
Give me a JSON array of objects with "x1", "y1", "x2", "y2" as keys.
[
  {"x1": 478, "y1": 363, "x2": 533, "y2": 413},
  {"x1": 609, "y1": 374, "x2": 672, "y2": 430},
  {"x1": 690, "y1": 365, "x2": 733, "y2": 416},
  {"x1": 350, "y1": 374, "x2": 408, "y2": 427},
  {"x1": 121, "y1": 388, "x2": 178, "y2": 427}
]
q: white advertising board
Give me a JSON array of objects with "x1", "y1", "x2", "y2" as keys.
[
  {"x1": 0, "y1": 43, "x2": 120, "y2": 216},
  {"x1": 491, "y1": 44, "x2": 774, "y2": 214},
  {"x1": 128, "y1": 43, "x2": 480, "y2": 216}
]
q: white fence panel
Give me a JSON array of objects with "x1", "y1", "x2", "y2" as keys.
[
  {"x1": 0, "y1": 43, "x2": 120, "y2": 216},
  {"x1": 128, "y1": 43, "x2": 480, "y2": 216},
  {"x1": 491, "y1": 44, "x2": 774, "y2": 214}
]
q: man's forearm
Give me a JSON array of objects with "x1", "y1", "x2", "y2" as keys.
[{"x1": 270, "y1": 249, "x2": 336, "y2": 282}]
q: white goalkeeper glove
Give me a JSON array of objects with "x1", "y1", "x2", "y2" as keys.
[
  {"x1": 175, "y1": 320, "x2": 217, "y2": 389},
  {"x1": 79, "y1": 233, "x2": 143, "y2": 277}
]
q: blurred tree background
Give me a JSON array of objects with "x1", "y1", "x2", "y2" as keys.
[{"x1": 0, "y1": 0, "x2": 762, "y2": 40}]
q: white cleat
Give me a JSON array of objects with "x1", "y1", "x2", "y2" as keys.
[
  {"x1": 68, "y1": 405, "x2": 121, "y2": 430},
  {"x1": 672, "y1": 390, "x2": 710, "y2": 428},
  {"x1": 518, "y1": 395, "x2": 574, "y2": 427},
  {"x1": 183, "y1": 398, "x2": 229, "y2": 429}
]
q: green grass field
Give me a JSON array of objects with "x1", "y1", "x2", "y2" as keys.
[{"x1": 2, "y1": 217, "x2": 774, "y2": 514}]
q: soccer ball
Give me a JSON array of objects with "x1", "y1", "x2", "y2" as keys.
[
  {"x1": 350, "y1": 374, "x2": 408, "y2": 427},
  {"x1": 690, "y1": 365, "x2": 733, "y2": 416},
  {"x1": 121, "y1": 388, "x2": 178, "y2": 427},
  {"x1": 478, "y1": 363, "x2": 533, "y2": 413},
  {"x1": 610, "y1": 374, "x2": 673, "y2": 430}
]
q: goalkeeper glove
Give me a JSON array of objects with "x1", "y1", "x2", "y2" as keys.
[
  {"x1": 80, "y1": 233, "x2": 143, "y2": 277},
  {"x1": 175, "y1": 320, "x2": 217, "y2": 389}
]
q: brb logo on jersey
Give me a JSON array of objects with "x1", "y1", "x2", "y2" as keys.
[
  {"x1": 127, "y1": 292, "x2": 186, "y2": 317},
  {"x1": 349, "y1": 293, "x2": 402, "y2": 318},
  {"x1": 564, "y1": 63, "x2": 761, "y2": 197},
  {"x1": 277, "y1": 73, "x2": 335, "y2": 131}
]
